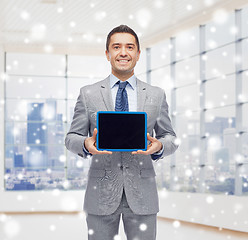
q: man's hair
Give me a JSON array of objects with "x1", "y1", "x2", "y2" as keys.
[{"x1": 106, "y1": 25, "x2": 140, "y2": 52}]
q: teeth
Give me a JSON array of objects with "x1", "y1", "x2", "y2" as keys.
[{"x1": 119, "y1": 60, "x2": 128, "y2": 62}]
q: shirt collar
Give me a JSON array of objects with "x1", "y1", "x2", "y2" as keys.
[{"x1": 110, "y1": 73, "x2": 136, "y2": 90}]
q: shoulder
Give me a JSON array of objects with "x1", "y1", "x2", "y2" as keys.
[
  {"x1": 80, "y1": 77, "x2": 108, "y2": 94},
  {"x1": 81, "y1": 79, "x2": 106, "y2": 90},
  {"x1": 137, "y1": 78, "x2": 164, "y2": 96}
]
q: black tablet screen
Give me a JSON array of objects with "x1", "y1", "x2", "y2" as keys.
[{"x1": 97, "y1": 112, "x2": 147, "y2": 151}]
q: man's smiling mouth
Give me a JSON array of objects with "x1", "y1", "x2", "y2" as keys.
[{"x1": 117, "y1": 59, "x2": 130, "y2": 63}]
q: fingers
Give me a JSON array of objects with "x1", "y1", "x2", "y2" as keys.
[
  {"x1": 88, "y1": 129, "x2": 112, "y2": 155},
  {"x1": 92, "y1": 128, "x2": 98, "y2": 140},
  {"x1": 132, "y1": 148, "x2": 152, "y2": 155},
  {"x1": 99, "y1": 150, "x2": 112, "y2": 155},
  {"x1": 133, "y1": 134, "x2": 151, "y2": 154},
  {"x1": 147, "y1": 133, "x2": 156, "y2": 142},
  {"x1": 132, "y1": 150, "x2": 143, "y2": 155},
  {"x1": 89, "y1": 144, "x2": 112, "y2": 155},
  {"x1": 132, "y1": 142, "x2": 159, "y2": 155},
  {"x1": 132, "y1": 150, "x2": 150, "y2": 155},
  {"x1": 90, "y1": 148, "x2": 112, "y2": 155}
]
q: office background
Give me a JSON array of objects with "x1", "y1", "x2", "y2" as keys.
[{"x1": 0, "y1": 0, "x2": 248, "y2": 239}]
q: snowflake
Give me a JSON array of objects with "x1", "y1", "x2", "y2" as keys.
[
  {"x1": 186, "y1": 5, "x2": 192, "y2": 11},
  {"x1": 136, "y1": 8, "x2": 152, "y2": 28},
  {"x1": 60, "y1": 196, "x2": 78, "y2": 211},
  {"x1": 94, "y1": 11, "x2": 106, "y2": 21},
  {"x1": 207, "y1": 40, "x2": 217, "y2": 49},
  {"x1": 59, "y1": 155, "x2": 66, "y2": 163},
  {"x1": 20, "y1": 11, "x2": 30, "y2": 20},
  {"x1": 4, "y1": 220, "x2": 20, "y2": 238},
  {"x1": 43, "y1": 44, "x2": 54, "y2": 53},
  {"x1": 174, "y1": 138, "x2": 181, "y2": 145},
  {"x1": 88, "y1": 229, "x2": 94, "y2": 235},
  {"x1": 212, "y1": 9, "x2": 228, "y2": 25},
  {"x1": 63, "y1": 180, "x2": 70, "y2": 189},
  {"x1": 153, "y1": 0, "x2": 164, "y2": 8},
  {"x1": 206, "y1": 196, "x2": 214, "y2": 204},
  {"x1": 185, "y1": 169, "x2": 193, "y2": 177},
  {"x1": 31, "y1": 23, "x2": 47, "y2": 41},
  {"x1": 76, "y1": 160, "x2": 83, "y2": 168},
  {"x1": 139, "y1": 223, "x2": 147, "y2": 231},
  {"x1": 207, "y1": 136, "x2": 221, "y2": 151},
  {"x1": 204, "y1": 0, "x2": 214, "y2": 7},
  {"x1": 17, "y1": 195, "x2": 23, "y2": 201},
  {"x1": 191, "y1": 147, "x2": 200, "y2": 156},
  {"x1": 17, "y1": 173, "x2": 23, "y2": 180},
  {"x1": 50, "y1": 225, "x2": 56, "y2": 231},
  {"x1": 218, "y1": 176, "x2": 225, "y2": 182},
  {"x1": 57, "y1": 7, "x2": 63, "y2": 13},
  {"x1": 173, "y1": 220, "x2": 181, "y2": 228},
  {"x1": 0, "y1": 214, "x2": 7, "y2": 222},
  {"x1": 52, "y1": 189, "x2": 60, "y2": 196}
]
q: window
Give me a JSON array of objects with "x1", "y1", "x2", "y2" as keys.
[
  {"x1": 205, "y1": 44, "x2": 235, "y2": 79},
  {"x1": 151, "y1": 8, "x2": 248, "y2": 195},
  {"x1": 175, "y1": 27, "x2": 200, "y2": 60},
  {"x1": 205, "y1": 12, "x2": 235, "y2": 50},
  {"x1": 205, "y1": 75, "x2": 235, "y2": 108},
  {"x1": 151, "y1": 39, "x2": 171, "y2": 69},
  {"x1": 175, "y1": 56, "x2": 200, "y2": 87},
  {"x1": 4, "y1": 53, "x2": 107, "y2": 191},
  {"x1": 150, "y1": 67, "x2": 171, "y2": 106}
]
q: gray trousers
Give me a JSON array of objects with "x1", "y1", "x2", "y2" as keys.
[{"x1": 86, "y1": 190, "x2": 157, "y2": 240}]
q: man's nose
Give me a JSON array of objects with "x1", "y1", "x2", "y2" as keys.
[{"x1": 120, "y1": 47, "x2": 127, "y2": 56}]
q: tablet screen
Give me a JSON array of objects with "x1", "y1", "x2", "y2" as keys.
[{"x1": 97, "y1": 111, "x2": 147, "y2": 151}]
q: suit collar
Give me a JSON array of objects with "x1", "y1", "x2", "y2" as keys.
[
  {"x1": 100, "y1": 75, "x2": 147, "y2": 112},
  {"x1": 109, "y1": 73, "x2": 136, "y2": 90}
]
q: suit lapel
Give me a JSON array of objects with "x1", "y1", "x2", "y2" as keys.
[
  {"x1": 100, "y1": 76, "x2": 147, "y2": 112},
  {"x1": 136, "y1": 78, "x2": 147, "y2": 112},
  {"x1": 100, "y1": 76, "x2": 115, "y2": 111}
]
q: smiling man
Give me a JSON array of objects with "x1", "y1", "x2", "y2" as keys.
[
  {"x1": 105, "y1": 32, "x2": 140, "y2": 81},
  {"x1": 65, "y1": 25, "x2": 178, "y2": 240}
]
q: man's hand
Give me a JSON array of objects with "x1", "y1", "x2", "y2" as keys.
[
  {"x1": 132, "y1": 133, "x2": 162, "y2": 155},
  {"x1": 84, "y1": 128, "x2": 112, "y2": 155}
]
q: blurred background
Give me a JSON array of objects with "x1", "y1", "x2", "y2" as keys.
[{"x1": 0, "y1": 0, "x2": 248, "y2": 239}]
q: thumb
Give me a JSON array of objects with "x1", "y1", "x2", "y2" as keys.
[
  {"x1": 92, "y1": 128, "x2": 98, "y2": 140},
  {"x1": 147, "y1": 133, "x2": 155, "y2": 141}
]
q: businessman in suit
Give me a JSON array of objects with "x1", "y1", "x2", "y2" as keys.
[{"x1": 65, "y1": 25, "x2": 178, "y2": 240}]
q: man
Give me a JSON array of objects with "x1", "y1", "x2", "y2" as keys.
[{"x1": 65, "y1": 25, "x2": 178, "y2": 240}]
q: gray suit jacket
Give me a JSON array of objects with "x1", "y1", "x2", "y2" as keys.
[{"x1": 65, "y1": 76, "x2": 178, "y2": 215}]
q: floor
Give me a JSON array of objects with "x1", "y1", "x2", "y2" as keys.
[{"x1": 0, "y1": 212, "x2": 248, "y2": 240}]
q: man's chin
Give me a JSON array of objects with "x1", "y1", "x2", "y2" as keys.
[
  {"x1": 116, "y1": 69, "x2": 133, "y2": 74},
  {"x1": 113, "y1": 68, "x2": 134, "y2": 77}
]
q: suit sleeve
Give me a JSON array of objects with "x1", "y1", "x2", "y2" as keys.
[
  {"x1": 65, "y1": 87, "x2": 90, "y2": 158},
  {"x1": 153, "y1": 90, "x2": 179, "y2": 160}
]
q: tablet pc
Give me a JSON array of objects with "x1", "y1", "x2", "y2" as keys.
[{"x1": 96, "y1": 111, "x2": 147, "y2": 152}]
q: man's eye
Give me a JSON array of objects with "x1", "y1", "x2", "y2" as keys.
[
  {"x1": 128, "y1": 46, "x2": 133, "y2": 50},
  {"x1": 114, "y1": 46, "x2": 119, "y2": 49}
]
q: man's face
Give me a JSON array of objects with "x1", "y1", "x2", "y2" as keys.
[{"x1": 105, "y1": 33, "x2": 140, "y2": 79}]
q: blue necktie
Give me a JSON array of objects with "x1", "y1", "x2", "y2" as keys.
[{"x1": 115, "y1": 81, "x2": 129, "y2": 111}]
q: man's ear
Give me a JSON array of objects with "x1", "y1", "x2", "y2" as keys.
[
  {"x1": 136, "y1": 50, "x2": 141, "y2": 61},
  {"x1": 105, "y1": 50, "x2": 110, "y2": 61}
]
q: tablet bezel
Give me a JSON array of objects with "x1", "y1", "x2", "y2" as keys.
[{"x1": 96, "y1": 111, "x2": 147, "y2": 152}]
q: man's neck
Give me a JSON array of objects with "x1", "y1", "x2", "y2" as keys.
[{"x1": 112, "y1": 71, "x2": 134, "y2": 81}]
